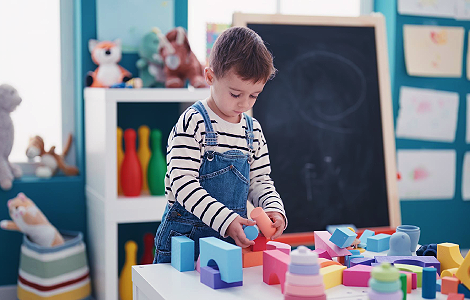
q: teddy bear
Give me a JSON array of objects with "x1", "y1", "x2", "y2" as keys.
[
  {"x1": 0, "y1": 84, "x2": 22, "y2": 191},
  {"x1": 1, "y1": 192, "x2": 64, "y2": 247},
  {"x1": 158, "y1": 27, "x2": 207, "y2": 88},
  {"x1": 136, "y1": 28, "x2": 166, "y2": 88}
]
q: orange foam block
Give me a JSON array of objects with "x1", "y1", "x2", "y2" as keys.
[
  {"x1": 456, "y1": 251, "x2": 470, "y2": 290},
  {"x1": 250, "y1": 207, "x2": 276, "y2": 239},
  {"x1": 318, "y1": 258, "x2": 342, "y2": 268},
  {"x1": 400, "y1": 271, "x2": 417, "y2": 290},
  {"x1": 447, "y1": 293, "x2": 464, "y2": 300},
  {"x1": 252, "y1": 234, "x2": 267, "y2": 252},
  {"x1": 343, "y1": 264, "x2": 373, "y2": 287},
  {"x1": 266, "y1": 241, "x2": 291, "y2": 254},
  {"x1": 442, "y1": 277, "x2": 460, "y2": 295},
  {"x1": 242, "y1": 247, "x2": 263, "y2": 268},
  {"x1": 263, "y1": 250, "x2": 290, "y2": 293},
  {"x1": 314, "y1": 231, "x2": 351, "y2": 258},
  {"x1": 319, "y1": 264, "x2": 347, "y2": 289}
]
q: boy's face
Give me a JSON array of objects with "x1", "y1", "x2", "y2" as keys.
[{"x1": 205, "y1": 67, "x2": 265, "y2": 123}]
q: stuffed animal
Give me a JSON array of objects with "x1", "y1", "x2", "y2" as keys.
[
  {"x1": 0, "y1": 84, "x2": 22, "y2": 191},
  {"x1": 159, "y1": 27, "x2": 206, "y2": 88},
  {"x1": 86, "y1": 39, "x2": 132, "y2": 88},
  {"x1": 1, "y1": 193, "x2": 64, "y2": 247},
  {"x1": 136, "y1": 28, "x2": 166, "y2": 88},
  {"x1": 26, "y1": 134, "x2": 79, "y2": 178}
]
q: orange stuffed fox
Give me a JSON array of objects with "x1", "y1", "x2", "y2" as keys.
[{"x1": 86, "y1": 39, "x2": 132, "y2": 87}]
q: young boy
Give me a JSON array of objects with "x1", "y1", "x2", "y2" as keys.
[{"x1": 154, "y1": 26, "x2": 287, "y2": 263}]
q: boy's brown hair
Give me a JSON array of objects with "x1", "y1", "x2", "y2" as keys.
[{"x1": 209, "y1": 26, "x2": 276, "y2": 83}]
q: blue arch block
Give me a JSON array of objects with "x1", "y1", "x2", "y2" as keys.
[{"x1": 199, "y1": 237, "x2": 242, "y2": 283}]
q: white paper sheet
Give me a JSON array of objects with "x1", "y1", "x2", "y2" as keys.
[
  {"x1": 398, "y1": 0, "x2": 456, "y2": 18},
  {"x1": 455, "y1": 0, "x2": 470, "y2": 20},
  {"x1": 462, "y1": 152, "x2": 470, "y2": 200},
  {"x1": 468, "y1": 31, "x2": 470, "y2": 80},
  {"x1": 403, "y1": 25, "x2": 465, "y2": 77},
  {"x1": 397, "y1": 150, "x2": 455, "y2": 200},
  {"x1": 466, "y1": 95, "x2": 470, "y2": 143},
  {"x1": 396, "y1": 87, "x2": 459, "y2": 142}
]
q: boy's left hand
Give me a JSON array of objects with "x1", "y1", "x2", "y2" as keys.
[{"x1": 265, "y1": 211, "x2": 285, "y2": 240}]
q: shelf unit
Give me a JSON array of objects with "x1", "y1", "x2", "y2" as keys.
[{"x1": 84, "y1": 87, "x2": 210, "y2": 300}]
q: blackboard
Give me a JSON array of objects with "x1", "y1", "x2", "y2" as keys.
[{"x1": 233, "y1": 14, "x2": 400, "y2": 233}]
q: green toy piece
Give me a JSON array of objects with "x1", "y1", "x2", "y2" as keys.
[
  {"x1": 148, "y1": 129, "x2": 166, "y2": 195},
  {"x1": 371, "y1": 263, "x2": 401, "y2": 282},
  {"x1": 136, "y1": 28, "x2": 166, "y2": 88}
]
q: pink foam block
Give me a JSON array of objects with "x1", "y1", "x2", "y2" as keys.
[
  {"x1": 447, "y1": 293, "x2": 464, "y2": 300},
  {"x1": 313, "y1": 249, "x2": 332, "y2": 260},
  {"x1": 196, "y1": 256, "x2": 200, "y2": 273},
  {"x1": 263, "y1": 250, "x2": 290, "y2": 293},
  {"x1": 314, "y1": 231, "x2": 352, "y2": 258},
  {"x1": 252, "y1": 234, "x2": 267, "y2": 252},
  {"x1": 266, "y1": 241, "x2": 291, "y2": 254},
  {"x1": 400, "y1": 271, "x2": 417, "y2": 289},
  {"x1": 343, "y1": 264, "x2": 373, "y2": 287},
  {"x1": 284, "y1": 283, "x2": 325, "y2": 297}
]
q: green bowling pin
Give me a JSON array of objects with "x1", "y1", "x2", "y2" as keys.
[{"x1": 148, "y1": 129, "x2": 166, "y2": 195}]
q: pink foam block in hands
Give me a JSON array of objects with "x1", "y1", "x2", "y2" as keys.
[{"x1": 250, "y1": 207, "x2": 276, "y2": 239}]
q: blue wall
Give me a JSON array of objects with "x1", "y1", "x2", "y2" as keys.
[{"x1": 375, "y1": 0, "x2": 470, "y2": 248}]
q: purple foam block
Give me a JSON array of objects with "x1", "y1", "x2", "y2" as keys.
[
  {"x1": 374, "y1": 256, "x2": 440, "y2": 274},
  {"x1": 200, "y1": 266, "x2": 243, "y2": 289},
  {"x1": 350, "y1": 257, "x2": 376, "y2": 267}
]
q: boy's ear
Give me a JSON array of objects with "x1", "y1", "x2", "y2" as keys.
[{"x1": 204, "y1": 67, "x2": 215, "y2": 86}]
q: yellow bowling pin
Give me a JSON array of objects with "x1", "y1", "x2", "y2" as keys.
[
  {"x1": 117, "y1": 127, "x2": 124, "y2": 195},
  {"x1": 119, "y1": 240, "x2": 137, "y2": 300},
  {"x1": 138, "y1": 125, "x2": 152, "y2": 193}
]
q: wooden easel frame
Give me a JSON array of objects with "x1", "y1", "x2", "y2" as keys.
[{"x1": 233, "y1": 13, "x2": 401, "y2": 228}]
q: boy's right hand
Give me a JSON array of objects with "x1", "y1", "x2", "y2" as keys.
[{"x1": 226, "y1": 216, "x2": 256, "y2": 248}]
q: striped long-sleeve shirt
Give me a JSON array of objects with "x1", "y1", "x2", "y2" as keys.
[{"x1": 164, "y1": 99, "x2": 287, "y2": 237}]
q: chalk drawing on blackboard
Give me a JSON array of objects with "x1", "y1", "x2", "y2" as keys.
[{"x1": 286, "y1": 51, "x2": 366, "y2": 134}]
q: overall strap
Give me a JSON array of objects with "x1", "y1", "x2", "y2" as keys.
[
  {"x1": 191, "y1": 101, "x2": 217, "y2": 146},
  {"x1": 243, "y1": 113, "x2": 254, "y2": 152}
]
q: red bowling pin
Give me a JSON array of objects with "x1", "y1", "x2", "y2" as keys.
[
  {"x1": 140, "y1": 233, "x2": 155, "y2": 265},
  {"x1": 121, "y1": 129, "x2": 142, "y2": 197}
]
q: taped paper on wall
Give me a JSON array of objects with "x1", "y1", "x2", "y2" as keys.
[
  {"x1": 396, "y1": 87, "x2": 459, "y2": 142},
  {"x1": 398, "y1": 0, "x2": 456, "y2": 18},
  {"x1": 455, "y1": 0, "x2": 470, "y2": 20},
  {"x1": 397, "y1": 150, "x2": 455, "y2": 200},
  {"x1": 403, "y1": 25, "x2": 465, "y2": 77},
  {"x1": 466, "y1": 95, "x2": 470, "y2": 143},
  {"x1": 462, "y1": 152, "x2": 470, "y2": 200}
]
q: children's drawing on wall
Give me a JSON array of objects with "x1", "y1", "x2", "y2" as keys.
[
  {"x1": 396, "y1": 87, "x2": 459, "y2": 142},
  {"x1": 398, "y1": 0, "x2": 456, "y2": 18},
  {"x1": 455, "y1": 0, "x2": 470, "y2": 19},
  {"x1": 397, "y1": 150, "x2": 456, "y2": 200},
  {"x1": 461, "y1": 152, "x2": 470, "y2": 200},
  {"x1": 403, "y1": 25, "x2": 464, "y2": 77}
]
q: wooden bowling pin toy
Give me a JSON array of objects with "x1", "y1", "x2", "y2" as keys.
[
  {"x1": 137, "y1": 125, "x2": 152, "y2": 193},
  {"x1": 148, "y1": 129, "x2": 166, "y2": 195},
  {"x1": 117, "y1": 127, "x2": 124, "y2": 195},
  {"x1": 119, "y1": 240, "x2": 137, "y2": 300},
  {"x1": 140, "y1": 233, "x2": 155, "y2": 265},
  {"x1": 121, "y1": 129, "x2": 142, "y2": 196}
]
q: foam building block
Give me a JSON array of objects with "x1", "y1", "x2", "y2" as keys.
[
  {"x1": 318, "y1": 258, "x2": 342, "y2": 268},
  {"x1": 284, "y1": 294, "x2": 326, "y2": 300},
  {"x1": 250, "y1": 207, "x2": 275, "y2": 239},
  {"x1": 243, "y1": 224, "x2": 259, "y2": 241},
  {"x1": 367, "y1": 234, "x2": 391, "y2": 252},
  {"x1": 200, "y1": 265, "x2": 243, "y2": 289},
  {"x1": 171, "y1": 236, "x2": 195, "y2": 272},
  {"x1": 441, "y1": 277, "x2": 459, "y2": 295},
  {"x1": 442, "y1": 268, "x2": 459, "y2": 278},
  {"x1": 358, "y1": 229, "x2": 375, "y2": 248},
  {"x1": 394, "y1": 264, "x2": 423, "y2": 287},
  {"x1": 403, "y1": 273, "x2": 412, "y2": 293},
  {"x1": 285, "y1": 272, "x2": 323, "y2": 286},
  {"x1": 313, "y1": 249, "x2": 332, "y2": 260},
  {"x1": 329, "y1": 227, "x2": 357, "y2": 248},
  {"x1": 456, "y1": 251, "x2": 470, "y2": 290},
  {"x1": 290, "y1": 245, "x2": 318, "y2": 265},
  {"x1": 343, "y1": 264, "x2": 373, "y2": 287},
  {"x1": 319, "y1": 264, "x2": 347, "y2": 289},
  {"x1": 252, "y1": 234, "x2": 267, "y2": 252},
  {"x1": 196, "y1": 255, "x2": 200, "y2": 273},
  {"x1": 457, "y1": 284, "x2": 470, "y2": 298},
  {"x1": 326, "y1": 224, "x2": 357, "y2": 234},
  {"x1": 447, "y1": 293, "x2": 465, "y2": 300},
  {"x1": 399, "y1": 273, "x2": 407, "y2": 300},
  {"x1": 314, "y1": 231, "x2": 352, "y2": 258},
  {"x1": 422, "y1": 267, "x2": 437, "y2": 299},
  {"x1": 242, "y1": 247, "x2": 263, "y2": 268},
  {"x1": 375, "y1": 255, "x2": 441, "y2": 274},
  {"x1": 351, "y1": 257, "x2": 376, "y2": 267},
  {"x1": 263, "y1": 249, "x2": 290, "y2": 293},
  {"x1": 438, "y1": 243, "x2": 464, "y2": 272},
  {"x1": 368, "y1": 263, "x2": 403, "y2": 300},
  {"x1": 266, "y1": 241, "x2": 291, "y2": 254},
  {"x1": 199, "y1": 237, "x2": 242, "y2": 283},
  {"x1": 437, "y1": 279, "x2": 442, "y2": 292},
  {"x1": 284, "y1": 283, "x2": 325, "y2": 297},
  {"x1": 346, "y1": 254, "x2": 364, "y2": 268},
  {"x1": 400, "y1": 271, "x2": 417, "y2": 290}
]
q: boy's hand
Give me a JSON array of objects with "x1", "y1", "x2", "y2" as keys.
[
  {"x1": 226, "y1": 216, "x2": 256, "y2": 248},
  {"x1": 266, "y1": 211, "x2": 286, "y2": 240}
]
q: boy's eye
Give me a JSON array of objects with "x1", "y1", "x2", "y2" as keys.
[
  {"x1": 250, "y1": 95, "x2": 258, "y2": 99},
  {"x1": 230, "y1": 92, "x2": 240, "y2": 98}
]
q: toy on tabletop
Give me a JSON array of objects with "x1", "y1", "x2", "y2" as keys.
[
  {"x1": 343, "y1": 264, "x2": 373, "y2": 287},
  {"x1": 242, "y1": 247, "x2": 263, "y2": 268},
  {"x1": 345, "y1": 251, "x2": 364, "y2": 268},
  {"x1": 329, "y1": 227, "x2": 357, "y2": 249},
  {"x1": 140, "y1": 233, "x2": 155, "y2": 265},
  {"x1": 350, "y1": 257, "x2": 375, "y2": 267},
  {"x1": 394, "y1": 263, "x2": 423, "y2": 288},
  {"x1": 396, "y1": 225, "x2": 420, "y2": 253},
  {"x1": 346, "y1": 227, "x2": 361, "y2": 248},
  {"x1": 367, "y1": 233, "x2": 391, "y2": 252},
  {"x1": 86, "y1": 39, "x2": 132, "y2": 88},
  {"x1": 110, "y1": 78, "x2": 143, "y2": 88},
  {"x1": 358, "y1": 229, "x2": 375, "y2": 249},
  {"x1": 399, "y1": 273, "x2": 407, "y2": 300},
  {"x1": 422, "y1": 267, "x2": 437, "y2": 299},
  {"x1": 267, "y1": 240, "x2": 291, "y2": 254},
  {"x1": 319, "y1": 264, "x2": 346, "y2": 289},
  {"x1": 119, "y1": 240, "x2": 137, "y2": 300},
  {"x1": 417, "y1": 243, "x2": 438, "y2": 257},
  {"x1": 447, "y1": 293, "x2": 465, "y2": 300},
  {"x1": 117, "y1": 127, "x2": 124, "y2": 195},
  {"x1": 263, "y1": 249, "x2": 290, "y2": 293},
  {"x1": 252, "y1": 233, "x2": 268, "y2": 252},
  {"x1": 148, "y1": 129, "x2": 166, "y2": 196},
  {"x1": 457, "y1": 283, "x2": 470, "y2": 298},
  {"x1": 243, "y1": 222, "x2": 259, "y2": 241},
  {"x1": 200, "y1": 265, "x2": 243, "y2": 289},
  {"x1": 199, "y1": 237, "x2": 242, "y2": 284},
  {"x1": 317, "y1": 258, "x2": 342, "y2": 268},
  {"x1": 388, "y1": 232, "x2": 412, "y2": 256},
  {"x1": 250, "y1": 207, "x2": 276, "y2": 239},
  {"x1": 326, "y1": 224, "x2": 357, "y2": 234},
  {"x1": 456, "y1": 251, "x2": 470, "y2": 290},
  {"x1": 26, "y1": 134, "x2": 79, "y2": 178},
  {"x1": 137, "y1": 125, "x2": 152, "y2": 193},
  {"x1": 441, "y1": 277, "x2": 459, "y2": 295},
  {"x1": 0, "y1": 84, "x2": 22, "y2": 190},
  {"x1": 375, "y1": 256, "x2": 440, "y2": 274},
  {"x1": 368, "y1": 263, "x2": 403, "y2": 300},
  {"x1": 137, "y1": 28, "x2": 166, "y2": 88},
  {"x1": 171, "y1": 236, "x2": 195, "y2": 272},
  {"x1": 121, "y1": 129, "x2": 142, "y2": 197},
  {"x1": 159, "y1": 27, "x2": 207, "y2": 88},
  {"x1": 400, "y1": 271, "x2": 417, "y2": 290},
  {"x1": 313, "y1": 231, "x2": 351, "y2": 258},
  {"x1": 438, "y1": 243, "x2": 464, "y2": 272},
  {"x1": 442, "y1": 268, "x2": 459, "y2": 278},
  {"x1": 0, "y1": 192, "x2": 64, "y2": 247}
]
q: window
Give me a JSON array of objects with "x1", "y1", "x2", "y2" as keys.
[
  {"x1": 0, "y1": 0, "x2": 62, "y2": 163},
  {"x1": 188, "y1": 0, "x2": 364, "y2": 63}
]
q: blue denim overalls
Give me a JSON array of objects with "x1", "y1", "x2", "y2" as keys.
[{"x1": 153, "y1": 101, "x2": 254, "y2": 263}]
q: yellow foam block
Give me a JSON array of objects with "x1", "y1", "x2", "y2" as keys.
[
  {"x1": 320, "y1": 264, "x2": 347, "y2": 289},
  {"x1": 441, "y1": 268, "x2": 459, "y2": 278},
  {"x1": 438, "y1": 243, "x2": 464, "y2": 272},
  {"x1": 456, "y1": 251, "x2": 470, "y2": 290}
]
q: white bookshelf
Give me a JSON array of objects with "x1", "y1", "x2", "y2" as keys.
[{"x1": 84, "y1": 87, "x2": 210, "y2": 300}]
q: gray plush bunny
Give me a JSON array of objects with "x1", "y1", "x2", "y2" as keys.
[{"x1": 0, "y1": 84, "x2": 22, "y2": 190}]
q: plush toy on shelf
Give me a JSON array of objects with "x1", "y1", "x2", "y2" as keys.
[
  {"x1": 136, "y1": 28, "x2": 166, "y2": 88},
  {"x1": 86, "y1": 39, "x2": 132, "y2": 88},
  {"x1": 1, "y1": 192, "x2": 64, "y2": 247},
  {"x1": 26, "y1": 134, "x2": 79, "y2": 178},
  {"x1": 159, "y1": 27, "x2": 207, "y2": 88},
  {"x1": 0, "y1": 84, "x2": 22, "y2": 191}
]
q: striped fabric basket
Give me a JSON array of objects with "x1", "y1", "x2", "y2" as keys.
[{"x1": 17, "y1": 231, "x2": 92, "y2": 300}]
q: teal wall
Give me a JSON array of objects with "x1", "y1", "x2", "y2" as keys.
[{"x1": 375, "y1": 0, "x2": 470, "y2": 248}]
